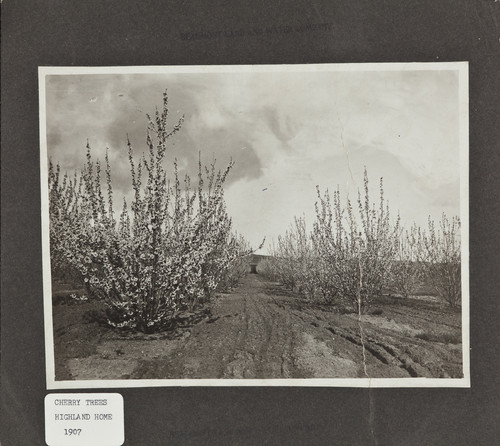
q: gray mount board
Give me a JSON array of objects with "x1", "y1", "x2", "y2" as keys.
[{"x1": 2, "y1": 0, "x2": 500, "y2": 444}]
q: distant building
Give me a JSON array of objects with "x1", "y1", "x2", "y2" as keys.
[{"x1": 248, "y1": 254, "x2": 268, "y2": 274}]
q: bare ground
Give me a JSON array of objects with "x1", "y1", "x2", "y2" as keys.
[{"x1": 52, "y1": 274, "x2": 462, "y2": 381}]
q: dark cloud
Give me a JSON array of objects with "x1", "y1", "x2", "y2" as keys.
[
  {"x1": 263, "y1": 106, "x2": 297, "y2": 144},
  {"x1": 46, "y1": 73, "x2": 264, "y2": 199},
  {"x1": 44, "y1": 67, "x2": 464, "y2": 247}
]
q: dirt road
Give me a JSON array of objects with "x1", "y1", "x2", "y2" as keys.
[{"x1": 53, "y1": 274, "x2": 462, "y2": 381}]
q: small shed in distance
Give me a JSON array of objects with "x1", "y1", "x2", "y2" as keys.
[{"x1": 248, "y1": 254, "x2": 268, "y2": 274}]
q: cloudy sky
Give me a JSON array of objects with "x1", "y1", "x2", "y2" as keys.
[{"x1": 43, "y1": 65, "x2": 465, "y2": 253}]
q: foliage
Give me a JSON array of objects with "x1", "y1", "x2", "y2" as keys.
[
  {"x1": 257, "y1": 256, "x2": 281, "y2": 283},
  {"x1": 418, "y1": 214, "x2": 462, "y2": 307},
  {"x1": 216, "y1": 234, "x2": 252, "y2": 292},
  {"x1": 48, "y1": 91, "x2": 251, "y2": 332},
  {"x1": 270, "y1": 217, "x2": 318, "y2": 300},
  {"x1": 390, "y1": 224, "x2": 425, "y2": 298},
  {"x1": 312, "y1": 170, "x2": 400, "y2": 313},
  {"x1": 263, "y1": 168, "x2": 461, "y2": 310}
]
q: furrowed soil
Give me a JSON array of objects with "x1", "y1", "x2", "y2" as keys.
[{"x1": 52, "y1": 274, "x2": 463, "y2": 381}]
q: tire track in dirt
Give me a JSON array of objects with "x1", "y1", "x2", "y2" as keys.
[
  {"x1": 222, "y1": 278, "x2": 300, "y2": 378},
  {"x1": 302, "y1": 310, "x2": 443, "y2": 378},
  {"x1": 57, "y1": 274, "x2": 462, "y2": 380},
  {"x1": 322, "y1": 315, "x2": 456, "y2": 378},
  {"x1": 277, "y1": 296, "x2": 455, "y2": 378}
]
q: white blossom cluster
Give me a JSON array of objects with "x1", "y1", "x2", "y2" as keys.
[
  {"x1": 260, "y1": 170, "x2": 461, "y2": 312},
  {"x1": 48, "y1": 92, "x2": 250, "y2": 332}
]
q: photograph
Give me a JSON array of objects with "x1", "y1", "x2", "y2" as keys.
[{"x1": 40, "y1": 63, "x2": 469, "y2": 388}]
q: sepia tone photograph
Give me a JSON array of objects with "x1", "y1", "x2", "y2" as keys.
[{"x1": 40, "y1": 63, "x2": 469, "y2": 388}]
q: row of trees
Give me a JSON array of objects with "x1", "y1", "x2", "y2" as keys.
[
  {"x1": 260, "y1": 170, "x2": 461, "y2": 312},
  {"x1": 48, "y1": 92, "x2": 251, "y2": 332}
]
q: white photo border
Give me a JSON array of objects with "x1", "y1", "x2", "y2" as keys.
[{"x1": 39, "y1": 62, "x2": 470, "y2": 389}]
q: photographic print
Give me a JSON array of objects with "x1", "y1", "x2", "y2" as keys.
[{"x1": 40, "y1": 63, "x2": 469, "y2": 388}]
